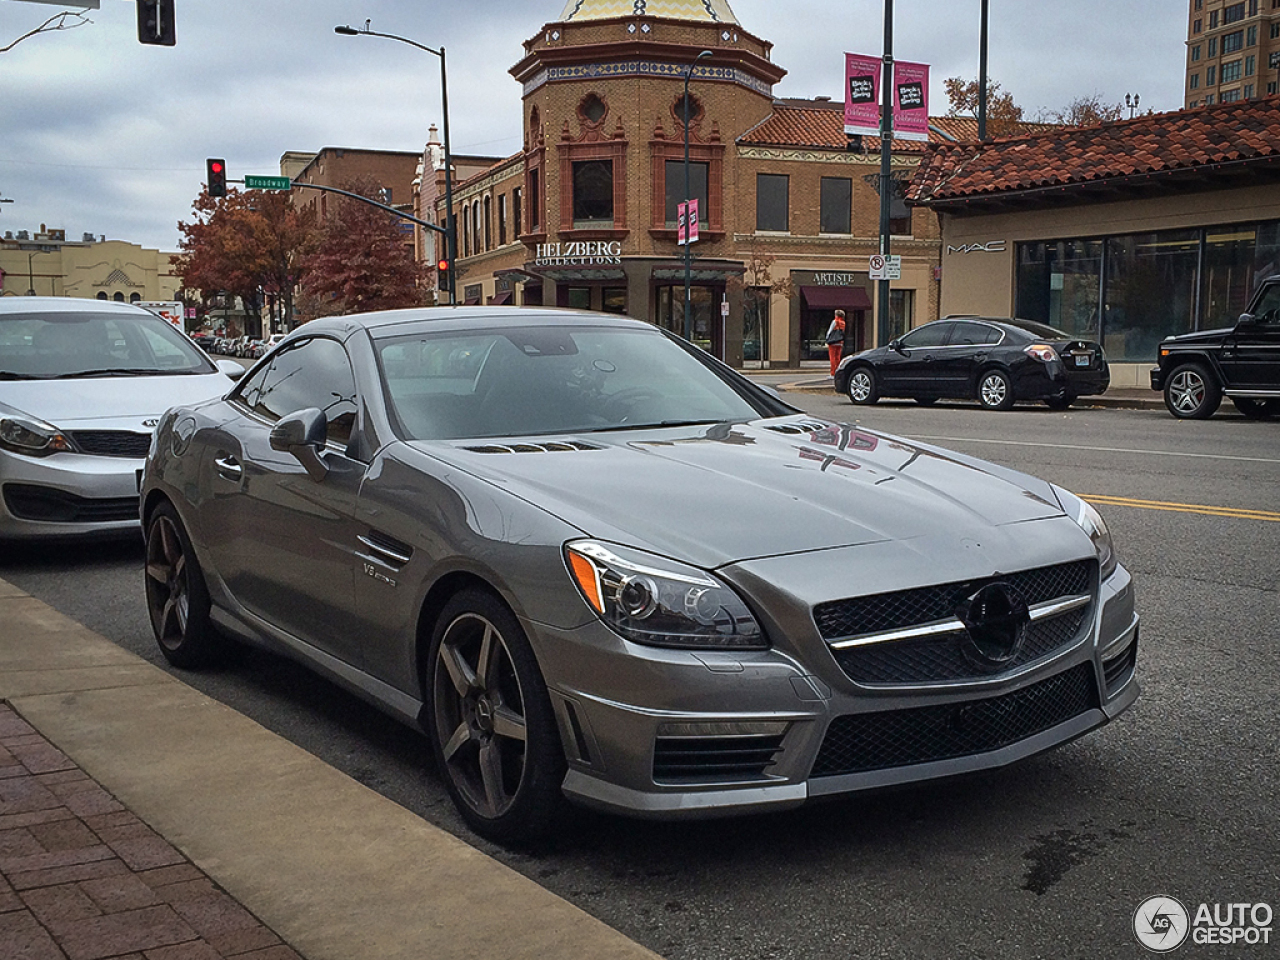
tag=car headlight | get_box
[1052,484,1117,579]
[0,415,74,457]
[565,540,766,649]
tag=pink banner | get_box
[845,54,930,142]
[894,60,930,142]
[844,53,881,138]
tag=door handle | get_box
[214,455,242,481]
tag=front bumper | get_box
[0,449,144,539]
[533,563,1138,819]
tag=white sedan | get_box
[0,298,243,539]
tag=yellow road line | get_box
[1081,495,1280,523]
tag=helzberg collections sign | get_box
[535,241,623,267]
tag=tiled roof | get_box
[736,102,1051,155]
[910,97,1280,208]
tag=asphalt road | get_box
[3,394,1278,960]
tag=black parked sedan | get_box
[835,317,1110,410]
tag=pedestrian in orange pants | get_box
[826,309,846,376]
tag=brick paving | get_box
[0,703,304,960]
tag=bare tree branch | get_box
[1,10,92,54]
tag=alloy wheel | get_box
[432,613,529,820]
[145,513,191,653]
[1168,369,1207,415]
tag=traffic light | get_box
[206,159,227,198]
[137,0,176,46]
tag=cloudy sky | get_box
[0,0,1186,252]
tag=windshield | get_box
[377,325,773,440]
[0,310,214,380]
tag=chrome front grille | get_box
[816,560,1095,686]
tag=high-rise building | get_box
[1185,0,1280,107]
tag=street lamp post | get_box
[978,0,989,141]
[335,23,457,304]
[682,49,714,344]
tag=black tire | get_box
[144,501,225,668]
[846,366,879,405]
[914,396,940,406]
[426,588,567,844]
[977,369,1016,410]
[1163,363,1222,419]
[1231,397,1275,419]
[1045,394,1075,411]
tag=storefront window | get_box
[1104,231,1199,361]
[658,285,718,352]
[1015,240,1102,341]
[565,287,592,310]
[742,287,769,364]
[1202,225,1260,328]
[1017,221,1280,361]
[889,289,914,341]
[602,287,627,315]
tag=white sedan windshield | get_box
[0,311,213,380]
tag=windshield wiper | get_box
[0,372,40,380]
[55,368,183,379]
[584,419,724,433]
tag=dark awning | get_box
[488,291,513,305]
[801,285,872,311]
[462,296,481,306]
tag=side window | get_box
[236,338,359,446]
[900,323,952,349]
[951,321,1003,346]
[1251,284,1280,324]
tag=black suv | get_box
[1151,277,1280,419]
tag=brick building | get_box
[418,0,946,367]
[1185,0,1280,108]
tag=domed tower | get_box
[509,0,785,352]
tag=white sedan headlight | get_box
[565,540,766,649]
[0,414,73,457]
[1052,484,1117,579]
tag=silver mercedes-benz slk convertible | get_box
[141,307,1138,843]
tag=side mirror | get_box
[889,338,904,352]
[215,359,245,381]
[270,408,329,481]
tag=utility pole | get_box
[877,0,894,348]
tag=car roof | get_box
[0,297,157,317]
[940,315,1073,339]
[302,305,658,340]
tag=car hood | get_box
[0,372,233,429]
[1162,326,1234,347]
[418,417,1066,569]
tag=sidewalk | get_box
[0,577,660,960]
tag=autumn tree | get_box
[1037,94,1125,127]
[174,187,315,337]
[944,76,1027,138]
[296,178,428,318]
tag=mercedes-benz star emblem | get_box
[957,581,1030,668]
